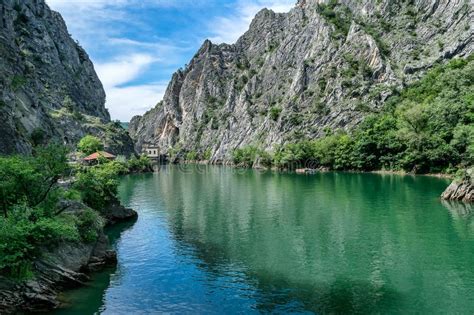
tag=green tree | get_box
[0,144,69,218]
[74,161,124,211]
[78,135,104,155]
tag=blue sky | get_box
[46,0,295,121]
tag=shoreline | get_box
[172,161,455,179]
[0,199,138,314]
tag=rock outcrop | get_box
[129,0,473,162]
[442,169,474,203]
[0,0,135,156]
[0,201,137,314]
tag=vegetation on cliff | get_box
[233,56,474,174]
[0,144,126,279]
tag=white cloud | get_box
[106,83,168,121]
[209,0,295,44]
[45,0,296,121]
[94,54,165,120]
[95,54,158,88]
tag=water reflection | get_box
[149,166,472,313]
[54,167,474,314]
[442,200,474,218]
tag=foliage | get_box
[232,146,271,168]
[186,151,198,161]
[0,144,69,218]
[74,161,124,211]
[203,149,212,161]
[232,146,259,167]
[11,75,27,91]
[0,145,107,278]
[0,204,79,278]
[237,57,474,174]
[317,0,352,38]
[77,135,103,155]
[127,155,152,172]
[269,106,282,121]
[76,207,104,243]
[30,128,46,147]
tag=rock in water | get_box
[0,0,135,156]
[442,170,474,203]
[129,0,473,162]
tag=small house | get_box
[83,151,116,165]
[143,145,160,158]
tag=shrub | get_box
[74,161,123,211]
[269,106,282,121]
[203,149,212,160]
[186,151,198,161]
[232,146,259,167]
[127,155,152,172]
[30,128,46,147]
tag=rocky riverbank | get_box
[441,170,474,203]
[0,199,137,314]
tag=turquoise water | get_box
[53,166,474,314]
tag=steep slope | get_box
[0,0,134,155]
[130,0,473,163]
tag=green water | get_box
[53,165,474,314]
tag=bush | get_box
[269,106,282,121]
[203,149,212,161]
[232,146,259,167]
[76,208,104,243]
[186,151,198,161]
[77,135,103,155]
[30,128,46,147]
[0,145,99,278]
[127,155,152,172]
[11,75,27,90]
[74,161,124,211]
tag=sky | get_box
[46,0,296,122]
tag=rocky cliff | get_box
[0,198,137,313]
[130,0,473,162]
[0,0,134,156]
[442,169,474,203]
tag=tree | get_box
[0,144,69,218]
[78,135,104,155]
[74,161,124,211]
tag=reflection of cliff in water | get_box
[51,220,136,315]
[442,200,474,218]
[150,166,465,313]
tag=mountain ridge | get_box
[0,0,134,156]
[129,0,473,162]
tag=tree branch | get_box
[32,175,59,208]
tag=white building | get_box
[143,145,160,158]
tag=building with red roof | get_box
[83,151,116,164]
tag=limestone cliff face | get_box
[442,169,474,203]
[130,0,473,162]
[0,0,134,156]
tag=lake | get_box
[53,165,474,314]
